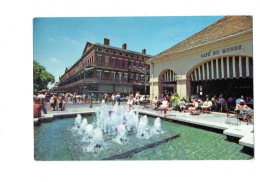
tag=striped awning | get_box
[162,70,176,82]
[190,56,253,81]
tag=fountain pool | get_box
[34,102,253,160]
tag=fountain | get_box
[71,100,164,153]
[150,117,163,134]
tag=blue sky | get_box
[33,16,224,88]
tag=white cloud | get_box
[50,57,59,63]
[61,36,78,45]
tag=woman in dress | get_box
[160,97,169,117]
[127,92,134,111]
[188,99,199,115]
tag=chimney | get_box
[142,49,146,54]
[104,38,110,46]
[122,43,127,50]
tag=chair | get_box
[225,106,240,125]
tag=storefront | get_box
[147,16,253,101]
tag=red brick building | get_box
[56,38,151,95]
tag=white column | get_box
[216,59,219,79]
[194,69,197,81]
[246,57,249,77]
[167,70,169,82]
[233,56,236,78]
[221,57,224,79]
[227,57,230,78]
[191,73,194,81]
[207,62,209,80]
[202,64,205,80]
[239,56,242,78]
[169,70,172,82]
[211,60,214,79]
[198,66,201,81]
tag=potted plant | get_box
[170,93,179,110]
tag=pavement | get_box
[35,101,254,149]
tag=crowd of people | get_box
[33,89,253,124]
[150,90,253,122]
[33,92,68,118]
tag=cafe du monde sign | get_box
[201,44,242,58]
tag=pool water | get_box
[34,116,253,160]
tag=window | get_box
[141,62,144,67]
[118,73,122,81]
[97,55,102,66]
[130,61,134,67]
[124,60,128,69]
[112,72,116,80]
[118,59,122,68]
[136,74,139,81]
[105,56,109,66]
[137,56,140,59]
[124,73,128,81]
[106,49,109,53]
[97,48,102,51]
[119,52,122,55]
[141,57,144,60]
[104,71,109,79]
[130,74,134,80]
[112,58,116,67]
[136,61,139,67]
[125,53,129,57]
[113,50,116,54]
[97,71,102,79]
[131,55,134,58]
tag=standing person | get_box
[111,94,115,106]
[104,92,109,103]
[127,92,134,111]
[53,94,58,111]
[33,98,42,118]
[49,95,55,112]
[41,97,47,114]
[135,91,140,105]
[116,93,121,105]
[218,94,226,112]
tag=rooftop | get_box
[149,16,253,62]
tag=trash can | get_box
[89,99,92,108]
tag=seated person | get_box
[236,100,252,123]
[178,98,186,112]
[188,99,199,115]
[201,98,212,113]
[159,97,169,117]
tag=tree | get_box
[33,60,55,94]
